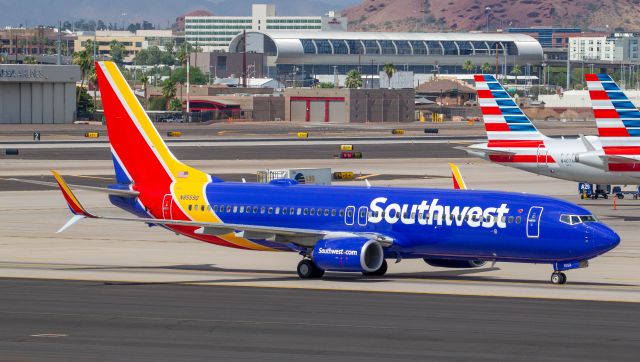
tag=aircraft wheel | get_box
[362,259,388,277]
[551,272,567,285]
[297,259,323,279]
[604,194,609,199]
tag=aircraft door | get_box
[536,145,549,168]
[357,206,369,226]
[162,194,173,219]
[526,206,543,238]
[345,206,355,226]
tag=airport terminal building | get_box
[228,31,544,79]
[0,65,80,124]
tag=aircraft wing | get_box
[454,146,516,157]
[8,177,139,197]
[49,171,394,248]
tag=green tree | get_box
[139,74,149,108]
[511,65,522,86]
[161,79,177,111]
[170,66,208,85]
[23,55,37,64]
[383,63,396,88]
[169,98,183,111]
[317,82,335,88]
[481,62,493,74]
[76,86,95,119]
[345,69,363,89]
[72,49,93,105]
[109,40,126,64]
[462,59,474,74]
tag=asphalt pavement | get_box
[0,278,637,362]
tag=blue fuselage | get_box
[166,181,619,264]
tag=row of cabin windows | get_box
[188,204,346,217]
[186,204,522,224]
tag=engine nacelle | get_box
[575,151,605,169]
[423,258,486,269]
[312,237,384,273]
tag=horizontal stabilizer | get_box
[8,178,139,197]
[455,146,516,157]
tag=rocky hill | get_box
[343,0,640,32]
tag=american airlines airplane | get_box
[465,74,640,193]
[31,62,621,285]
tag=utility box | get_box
[257,168,332,185]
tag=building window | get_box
[441,41,459,55]
[395,41,412,55]
[331,40,349,54]
[345,40,364,54]
[379,40,396,55]
[471,41,490,55]
[425,41,443,55]
[363,40,380,55]
[314,39,332,54]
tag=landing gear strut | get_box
[362,259,388,277]
[297,259,324,279]
[551,271,567,285]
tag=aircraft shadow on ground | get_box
[74,264,634,288]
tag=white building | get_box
[185,4,347,52]
[569,34,639,62]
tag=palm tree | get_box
[345,69,363,89]
[162,79,177,111]
[383,63,396,89]
[72,50,93,105]
[462,59,474,74]
[481,62,493,74]
[511,65,522,87]
[139,74,149,109]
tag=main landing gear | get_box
[550,271,567,285]
[297,259,324,279]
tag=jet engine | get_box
[312,237,384,273]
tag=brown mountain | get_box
[343,0,640,32]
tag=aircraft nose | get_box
[593,224,620,254]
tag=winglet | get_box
[449,163,467,190]
[51,170,96,218]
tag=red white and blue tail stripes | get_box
[474,75,545,148]
[586,74,640,160]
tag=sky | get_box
[0,0,361,28]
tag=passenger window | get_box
[317,208,322,216]
[508,216,514,224]
[339,210,345,217]
[297,208,302,215]
[324,209,329,216]
[188,205,192,211]
[219,204,224,211]
[268,207,273,214]
[201,205,205,212]
[226,206,232,213]
[515,216,521,224]
[303,208,309,215]
[253,206,258,213]
[289,207,295,215]
[261,207,266,214]
[347,209,354,217]
[207,205,211,211]
[360,209,366,218]
[240,206,245,213]
[275,207,280,215]
[233,206,237,213]
[331,209,336,216]
[310,209,316,216]
[213,205,218,212]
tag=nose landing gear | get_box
[551,271,567,285]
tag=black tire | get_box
[297,259,323,279]
[604,194,608,199]
[362,259,388,277]
[551,272,567,285]
[619,194,625,199]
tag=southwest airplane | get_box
[465,74,640,189]
[38,62,621,285]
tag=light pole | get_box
[485,6,492,32]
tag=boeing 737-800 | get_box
[34,62,621,285]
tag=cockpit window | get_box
[560,214,598,225]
